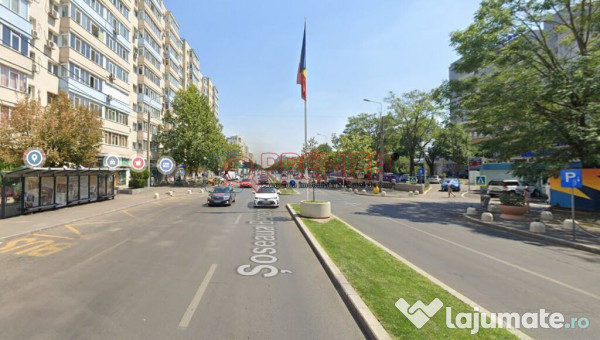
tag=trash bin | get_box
[481,194,491,210]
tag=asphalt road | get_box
[0,189,365,340]
[302,186,600,339]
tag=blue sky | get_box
[164,0,481,158]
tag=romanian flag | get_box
[297,23,307,100]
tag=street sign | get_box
[475,175,487,186]
[157,156,175,175]
[418,168,425,176]
[23,148,45,168]
[104,155,120,169]
[561,169,582,188]
[409,176,418,184]
[131,156,146,171]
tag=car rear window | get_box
[504,181,519,186]
[488,180,503,186]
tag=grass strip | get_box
[278,188,298,195]
[290,204,516,339]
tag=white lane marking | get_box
[178,263,218,329]
[234,214,242,225]
[383,217,600,301]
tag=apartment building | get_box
[0,0,218,186]
[227,135,249,158]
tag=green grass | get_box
[278,188,298,195]
[290,204,516,340]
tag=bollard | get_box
[413,191,419,196]
[199,189,204,194]
[361,189,366,194]
[530,221,546,233]
[466,207,477,215]
[540,211,553,221]
[563,219,577,229]
[408,191,414,197]
[353,189,358,194]
[481,212,494,222]
[154,193,160,199]
[187,189,192,194]
[168,190,174,197]
[381,191,386,197]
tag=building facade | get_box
[0,0,218,186]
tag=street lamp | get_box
[363,99,384,187]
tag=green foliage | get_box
[446,0,600,171]
[158,86,227,176]
[427,122,471,174]
[0,92,102,168]
[129,170,150,188]
[499,193,525,206]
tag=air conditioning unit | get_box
[47,40,56,49]
[32,64,39,72]
[32,30,39,40]
[108,73,115,82]
[133,52,138,59]
[49,8,59,19]
[107,95,113,102]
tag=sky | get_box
[164,0,482,159]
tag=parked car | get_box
[383,173,400,183]
[258,174,269,185]
[207,186,236,206]
[441,178,461,191]
[253,186,280,208]
[487,179,538,197]
[427,175,442,184]
[240,178,253,188]
[399,174,410,183]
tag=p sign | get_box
[157,156,175,175]
[561,169,582,188]
[131,156,146,171]
[23,148,46,168]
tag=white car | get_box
[253,186,280,208]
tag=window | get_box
[10,31,20,51]
[0,105,11,123]
[91,23,99,38]
[0,65,27,91]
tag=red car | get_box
[280,174,288,185]
[240,178,253,188]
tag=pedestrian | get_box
[448,181,456,197]
[523,187,531,212]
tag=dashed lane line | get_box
[178,264,218,329]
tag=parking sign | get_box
[561,169,582,188]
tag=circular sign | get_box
[104,155,120,169]
[23,148,46,168]
[130,156,146,171]
[157,156,175,175]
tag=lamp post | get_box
[363,99,384,187]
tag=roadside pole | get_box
[571,186,576,241]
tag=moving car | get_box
[280,174,288,185]
[427,175,442,184]
[207,186,236,206]
[253,186,280,208]
[240,178,252,188]
[258,174,269,185]
[441,178,460,191]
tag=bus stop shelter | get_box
[1,167,116,219]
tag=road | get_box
[0,189,365,340]
[307,186,600,339]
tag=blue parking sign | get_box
[561,170,582,188]
[418,168,424,176]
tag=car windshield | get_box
[213,187,230,193]
[257,187,276,193]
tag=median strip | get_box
[288,204,518,339]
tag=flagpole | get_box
[305,95,308,201]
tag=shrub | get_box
[129,170,150,188]
[499,193,524,206]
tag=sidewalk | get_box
[464,202,600,255]
[0,187,208,241]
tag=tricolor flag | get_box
[297,23,307,100]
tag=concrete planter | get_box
[300,200,331,219]
[498,205,528,220]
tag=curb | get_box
[286,204,392,340]
[0,191,205,241]
[463,214,600,255]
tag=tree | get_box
[386,90,441,176]
[429,122,472,175]
[42,92,102,166]
[158,86,225,178]
[445,0,600,175]
[331,131,375,176]
[0,92,102,168]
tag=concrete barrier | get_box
[408,191,414,197]
[167,190,174,196]
[353,189,358,194]
[482,212,494,222]
[530,221,546,233]
[381,191,386,197]
[563,219,577,229]
[361,189,367,194]
[154,193,160,199]
[466,207,477,215]
[199,189,204,194]
[540,211,553,221]
[187,189,192,194]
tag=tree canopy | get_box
[444,0,600,175]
